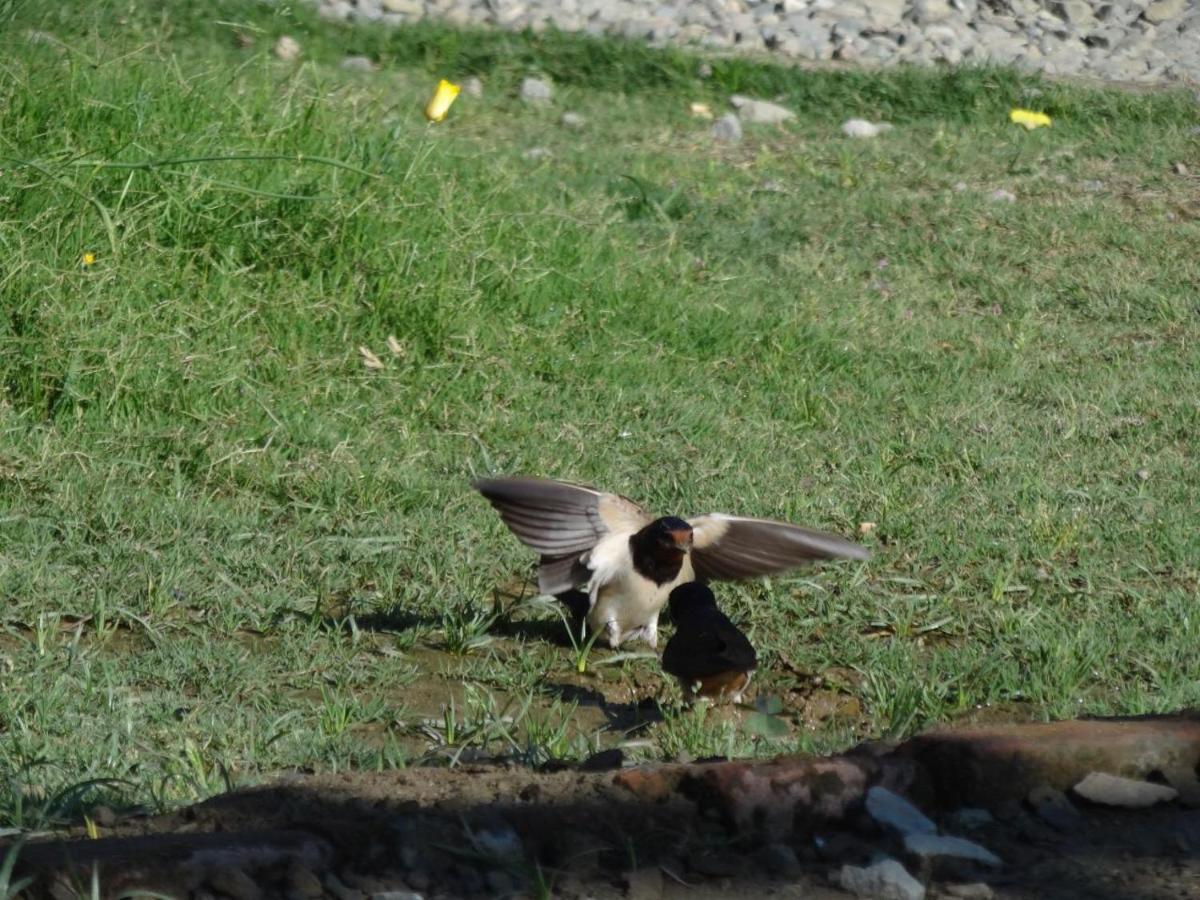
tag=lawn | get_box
[2,0,1198,833]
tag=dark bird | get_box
[473,476,868,649]
[662,582,757,704]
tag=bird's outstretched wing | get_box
[688,513,868,583]
[473,476,652,593]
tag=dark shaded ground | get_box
[9,714,1200,900]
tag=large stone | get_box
[903,833,1003,866]
[839,857,925,900]
[1144,0,1186,24]
[710,113,743,143]
[866,786,937,836]
[519,76,553,103]
[1028,785,1081,832]
[730,95,795,124]
[780,19,835,60]
[864,0,906,29]
[1073,772,1180,808]
[912,0,957,25]
[1051,0,1095,25]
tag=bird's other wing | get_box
[473,476,652,557]
[536,553,594,596]
[688,513,869,583]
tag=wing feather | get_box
[473,476,651,557]
[688,513,868,582]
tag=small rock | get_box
[483,871,514,895]
[730,95,795,124]
[1073,772,1178,808]
[912,0,956,25]
[324,873,366,900]
[711,113,743,143]
[1136,468,1151,481]
[1081,179,1105,192]
[839,857,925,900]
[689,853,742,877]
[988,189,1017,203]
[273,35,301,62]
[522,147,552,161]
[560,111,586,129]
[622,867,663,899]
[756,843,803,878]
[382,0,422,12]
[369,893,423,900]
[698,62,713,78]
[1028,785,1081,832]
[475,822,522,859]
[286,864,324,900]
[947,808,993,831]
[759,179,787,193]
[842,118,893,138]
[903,833,1002,867]
[945,884,994,900]
[579,748,623,771]
[866,786,937,837]
[89,805,117,827]
[340,56,377,73]
[463,76,483,98]
[208,868,263,900]
[405,871,430,893]
[520,77,553,103]
[1172,161,1189,175]
[953,181,969,192]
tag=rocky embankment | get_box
[311,0,1200,85]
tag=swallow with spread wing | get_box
[662,582,756,704]
[473,476,868,649]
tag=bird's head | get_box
[667,580,717,620]
[648,516,694,553]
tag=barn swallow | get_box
[661,582,757,704]
[473,476,868,649]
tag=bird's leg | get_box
[604,619,622,649]
[642,613,659,649]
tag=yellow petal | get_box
[82,252,96,266]
[689,102,713,120]
[424,79,461,123]
[1009,108,1052,130]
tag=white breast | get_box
[584,539,694,647]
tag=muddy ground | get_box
[9,715,1200,900]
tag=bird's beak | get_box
[670,529,694,551]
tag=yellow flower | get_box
[424,79,461,123]
[81,252,96,266]
[1009,108,1052,130]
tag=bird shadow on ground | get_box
[543,681,664,735]
[319,609,442,635]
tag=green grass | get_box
[2,0,1199,831]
